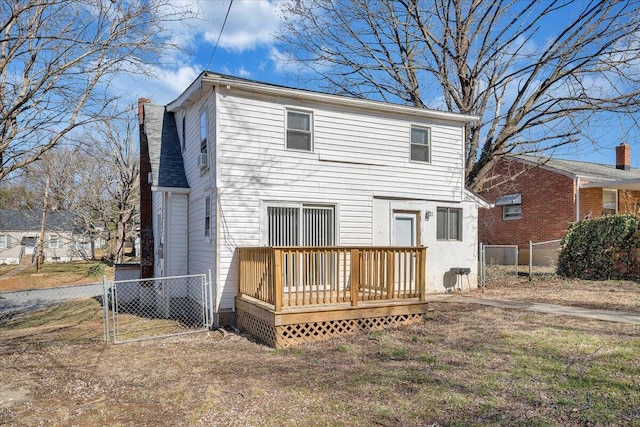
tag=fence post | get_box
[102,274,110,343]
[529,240,533,281]
[479,243,484,288]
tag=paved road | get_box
[0,283,104,319]
[431,295,640,325]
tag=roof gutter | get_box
[168,72,480,123]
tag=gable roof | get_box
[0,209,78,232]
[514,155,640,182]
[167,72,479,124]
[143,104,189,191]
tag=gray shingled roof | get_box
[144,104,189,189]
[0,209,79,232]
[516,155,640,182]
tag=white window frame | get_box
[603,189,617,215]
[0,234,8,248]
[286,109,313,152]
[181,115,186,151]
[436,207,462,241]
[47,234,60,249]
[265,202,336,246]
[503,204,522,220]
[410,125,431,163]
[200,110,208,155]
[204,195,212,239]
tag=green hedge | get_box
[557,214,640,280]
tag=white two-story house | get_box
[139,72,485,342]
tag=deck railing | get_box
[238,246,426,311]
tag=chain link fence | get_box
[480,240,562,286]
[109,274,211,344]
[1,274,213,345]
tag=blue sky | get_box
[125,0,638,168]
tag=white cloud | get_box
[198,0,282,52]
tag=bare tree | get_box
[23,112,140,264]
[277,0,640,190]
[0,0,192,182]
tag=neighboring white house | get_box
[140,72,486,323]
[0,209,92,264]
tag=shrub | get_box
[87,263,106,278]
[557,214,640,280]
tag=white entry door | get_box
[393,212,418,246]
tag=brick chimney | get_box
[616,143,631,171]
[138,98,154,279]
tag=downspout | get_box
[575,177,581,222]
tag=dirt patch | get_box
[1,280,639,426]
[0,261,114,292]
[475,276,640,313]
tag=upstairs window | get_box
[437,207,462,241]
[267,204,334,246]
[0,234,9,248]
[286,110,312,151]
[603,189,617,215]
[200,110,207,155]
[181,116,186,151]
[410,126,431,163]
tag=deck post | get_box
[418,247,427,301]
[386,249,395,299]
[237,248,243,298]
[350,249,360,307]
[273,248,283,312]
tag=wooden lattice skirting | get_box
[235,298,428,348]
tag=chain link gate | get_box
[106,273,212,344]
[527,239,562,278]
[480,244,519,288]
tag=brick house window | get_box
[602,189,617,215]
[496,193,522,220]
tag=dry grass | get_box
[0,261,114,292]
[1,279,639,426]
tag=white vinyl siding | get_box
[186,87,469,309]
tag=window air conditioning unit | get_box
[197,152,208,169]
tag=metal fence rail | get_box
[110,274,211,344]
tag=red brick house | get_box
[479,143,640,248]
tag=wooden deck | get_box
[236,246,429,348]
